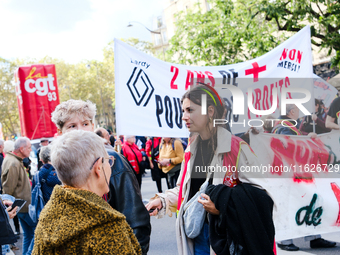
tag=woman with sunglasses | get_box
[32,130,141,255]
[146,84,275,255]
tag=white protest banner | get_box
[313,74,338,107]
[115,26,314,137]
[250,131,340,240]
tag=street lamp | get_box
[127,21,165,60]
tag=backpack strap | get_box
[151,138,160,160]
[34,172,40,186]
[130,146,140,165]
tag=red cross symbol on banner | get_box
[245,62,266,82]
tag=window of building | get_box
[157,16,163,28]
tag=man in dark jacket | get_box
[51,99,151,254]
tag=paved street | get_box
[141,170,178,255]
[9,170,340,254]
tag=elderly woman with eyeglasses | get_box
[32,130,141,255]
[51,99,151,255]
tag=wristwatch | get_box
[169,158,172,164]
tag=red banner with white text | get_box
[15,64,60,139]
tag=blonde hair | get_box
[51,99,96,130]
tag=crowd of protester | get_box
[1,86,340,255]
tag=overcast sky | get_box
[0,0,164,63]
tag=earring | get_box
[209,117,212,123]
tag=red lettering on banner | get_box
[204,71,215,87]
[270,136,329,182]
[273,81,279,103]
[271,136,296,169]
[263,85,269,110]
[285,77,292,98]
[185,70,215,89]
[295,140,310,163]
[247,92,252,119]
[254,88,261,117]
[247,78,287,117]
[297,51,303,64]
[278,79,284,92]
[194,71,205,84]
[308,139,329,166]
[279,48,303,63]
[170,66,179,89]
[289,49,296,61]
[270,83,275,108]
[280,49,288,61]
[185,70,194,90]
[330,182,340,225]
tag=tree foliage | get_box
[0,37,150,138]
[168,0,340,67]
[0,58,20,136]
[121,37,156,55]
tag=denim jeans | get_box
[194,223,210,255]
[17,213,36,255]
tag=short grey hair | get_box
[285,104,296,116]
[14,137,30,151]
[3,141,14,153]
[0,139,4,146]
[50,130,107,187]
[51,99,96,130]
[39,146,51,164]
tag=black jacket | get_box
[206,183,275,255]
[0,198,17,246]
[107,149,151,255]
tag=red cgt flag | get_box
[15,64,60,140]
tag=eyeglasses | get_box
[89,156,114,170]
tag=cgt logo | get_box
[24,67,57,99]
[127,67,154,107]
